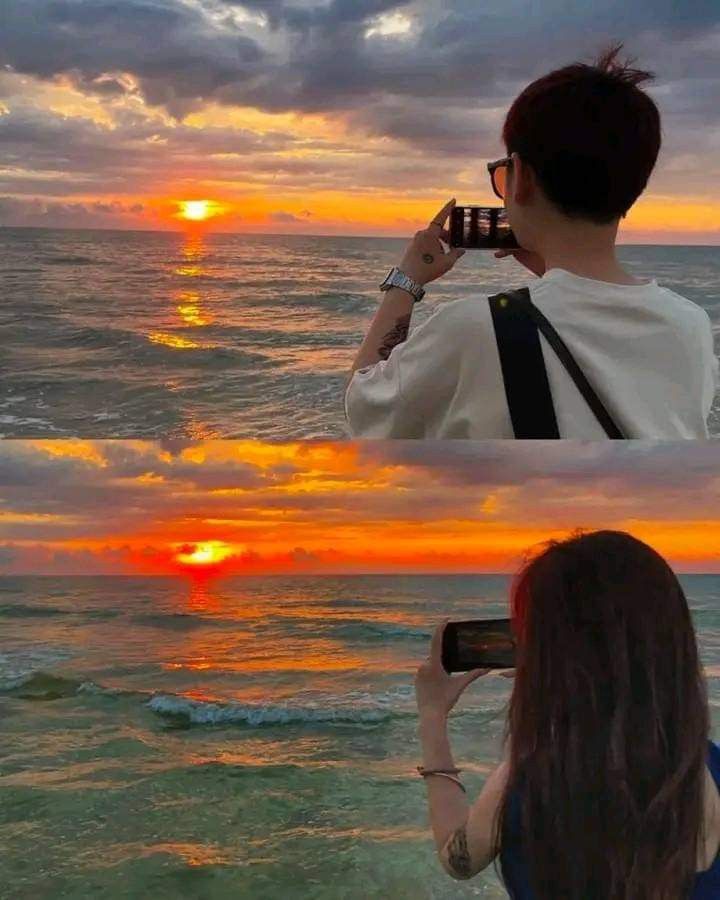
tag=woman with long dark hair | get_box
[415,530,720,899]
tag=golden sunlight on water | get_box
[172,233,207,278]
[147,332,211,349]
[144,232,217,351]
[176,290,214,327]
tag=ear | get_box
[510,151,535,206]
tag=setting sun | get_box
[179,200,214,222]
[175,541,235,566]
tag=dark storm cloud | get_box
[1,0,266,119]
[1,0,718,124]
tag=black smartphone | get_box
[449,205,519,250]
[441,618,516,673]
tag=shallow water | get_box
[1,574,719,898]
[1,229,718,439]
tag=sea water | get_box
[1,573,719,899]
[1,229,718,439]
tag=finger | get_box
[494,249,512,258]
[440,246,465,271]
[497,668,516,679]
[459,667,490,690]
[430,620,448,667]
[429,198,456,230]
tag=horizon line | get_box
[1,570,717,578]
[1,223,719,248]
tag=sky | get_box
[0,0,719,241]
[1,440,720,575]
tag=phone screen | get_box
[441,618,516,673]
[449,206,519,250]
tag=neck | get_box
[534,218,643,285]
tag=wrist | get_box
[418,708,449,730]
[381,266,426,302]
[399,264,427,286]
[383,284,417,304]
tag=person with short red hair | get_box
[347,45,718,440]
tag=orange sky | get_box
[1,440,719,575]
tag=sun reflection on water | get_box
[177,290,213,327]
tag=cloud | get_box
[0,1,719,230]
[0,440,719,574]
[0,195,146,227]
[1,0,266,119]
[269,210,309,222]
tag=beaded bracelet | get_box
[417,766,466,793]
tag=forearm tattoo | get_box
[378,314,411,360]
[446,825,472,879]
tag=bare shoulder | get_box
[699,765,720,872]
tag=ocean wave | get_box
[0,670,83,699]
[0,669,137,701]
[130,612,240,631]
[0,602,69,618]
[44,254,97,265]
[39,323,272,370]
[329,620,430,642]
[147,693,405,728]
[0,646,75,690]
[281,291,373,313]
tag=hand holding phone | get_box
[415,621,492,719]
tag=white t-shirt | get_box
[345,268,719,439]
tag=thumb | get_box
[445,247,466,269]
[459,667,490,690]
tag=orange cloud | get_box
[1,440,720,575]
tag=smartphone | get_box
[449,205,519,250]
[441,618,516,673]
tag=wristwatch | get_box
[379,266,426,303]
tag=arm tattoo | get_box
[446,825,473,879]
[378,314,411,360]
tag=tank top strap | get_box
[707,741,720,789]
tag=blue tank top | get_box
[500,741,720,899]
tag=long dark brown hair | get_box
[497,530,709,900]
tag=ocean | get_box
[1,228,718,440]
[1,573,719,899]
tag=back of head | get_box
[503,45,661,224]
[500,530,709,900]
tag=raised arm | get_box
[415,622,506,881]
[349,199,465,376]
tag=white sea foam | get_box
[147,693,402,727]
[0,646,74,689]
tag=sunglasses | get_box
[487,156,512,201]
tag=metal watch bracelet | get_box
[379,266,426,303]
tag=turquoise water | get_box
[1,229,718,439]
[2,573,720,899]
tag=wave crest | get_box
[147,693,402,728]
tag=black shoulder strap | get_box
[492,288,626,439]
[489,290,560,438]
